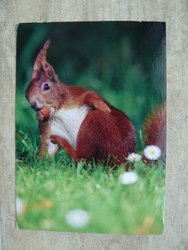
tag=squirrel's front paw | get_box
[95,100,111,113]
[50,135,60,144]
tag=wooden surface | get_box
[0,0,188,249]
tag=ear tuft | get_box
[32,39,51,80]
[42,40,51,60]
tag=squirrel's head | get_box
[25,40,65,112]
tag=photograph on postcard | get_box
[16,22,166,234]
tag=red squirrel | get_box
[25,40,165,165]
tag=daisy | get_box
[127,153,142,162]
[144,145,161,160]
[16,197,25,215]
[119,171,138,185]
[95,183,101,189]
[65,209,90,228]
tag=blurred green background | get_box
[16,21,166,149]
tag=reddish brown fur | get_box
[51,104,135,165]
[32,40,50,80]
[26,40,136,166]
[38,121,51,157]
[144,103,166,155]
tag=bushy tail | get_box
[144,103,166,157]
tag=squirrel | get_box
[25,40,165,166]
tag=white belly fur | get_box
[49,105,90,150]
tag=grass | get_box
[16,130,165,234]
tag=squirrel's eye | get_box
[43,83,50,91]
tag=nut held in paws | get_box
[37,106,52,122]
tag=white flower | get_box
[119,171,138,185]
[65,209,90,228]
[127,153,141,162]
[144,145,161,160]
[95,183,101,189]
[16,197,25,215]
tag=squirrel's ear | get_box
[32,39,51,80]
[42,62,59,83]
